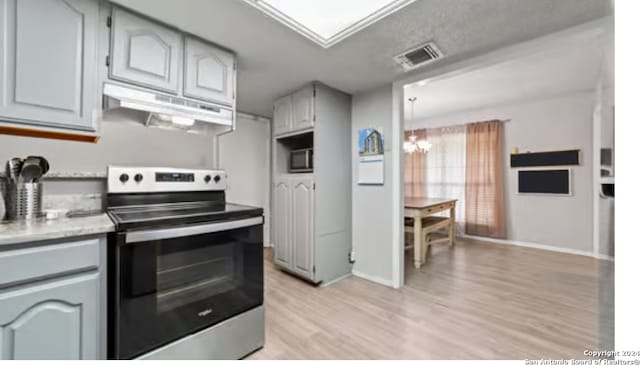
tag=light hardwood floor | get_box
[248,239,613,360]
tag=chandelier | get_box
[403,97,432,154]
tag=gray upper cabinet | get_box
[0,0,99,132]
[292,86,314,131]
[0,272,99,360]
[109,7,182,94]
[183,36,235,106]
[273,85,314,136]
[273,96,292,136]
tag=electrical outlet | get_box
[349,251,356,263]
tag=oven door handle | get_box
[125,216,263,243]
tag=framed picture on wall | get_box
[358,127,384,185]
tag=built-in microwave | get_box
[290,148,313,172]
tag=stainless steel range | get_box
[106,166,264,360]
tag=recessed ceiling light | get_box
[244,0,415,48]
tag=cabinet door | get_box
[183,36,235,106]
[273,179,291,268]
[291,86,314,132]
[273,96,292,136]
[0,273,99,360]
[291,177,314,279]
[109,7,181,94]
[0,0,99,132]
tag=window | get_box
[424,126,466,232]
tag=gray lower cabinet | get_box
[183,36,235,106]
[109,7,182,94]
[0,0,99,132]
[291,177,314,278]
[0,273,99,360]
[273,175,315,281]
[0,236,105,360]
[273,178,292,268]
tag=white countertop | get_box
[0,214,115,246]
[0,171,107,180]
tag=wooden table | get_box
[404,197,457,269]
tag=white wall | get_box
[1,110,274,246]
[0,111,215,174]
[596,85,614,258]
[217,115,271,246]
[351,85,395,286]
[407,91,595,254]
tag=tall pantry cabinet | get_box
[271,82,352,285]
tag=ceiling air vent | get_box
[394,41,443,71]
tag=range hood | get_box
[103,83,234,135]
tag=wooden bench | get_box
[404,216,454,263]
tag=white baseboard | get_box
[352,270,395,288]
[320,272,352,287]
[461,234,614,261]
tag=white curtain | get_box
[424,126,467,233]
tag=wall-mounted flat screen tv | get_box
[517,169,571,195]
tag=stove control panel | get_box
[155,172,194,182]
[108,166,226,193]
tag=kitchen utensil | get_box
[20,156,42,183]
[25,156,49,181]
[5,182,43,220]
[39,156,50,176]
[4,161,10,182]
[6,158,23,182]
[0,181,6,221]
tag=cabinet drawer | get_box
[0,238,99,288]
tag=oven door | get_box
[110,216,263,359]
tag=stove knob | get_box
[204,175,212,183]
[119,173,129,183]
[134,173,143,183]
[213,175,221,183]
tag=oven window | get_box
[156,241,237,312]
[115,223,263,359]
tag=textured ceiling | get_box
[404,32,610,121]
[112,0,611,117]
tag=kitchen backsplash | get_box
[43,193,104,212]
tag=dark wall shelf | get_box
[510,149,580,168]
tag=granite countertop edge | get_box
[0,171,107,180]
[0,214,115,247]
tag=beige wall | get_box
[407,91,595,254]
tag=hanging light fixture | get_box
[404,97,432,154]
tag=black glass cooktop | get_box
[108,202,263,230]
